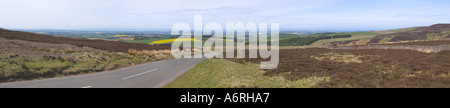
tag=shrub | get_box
[1,64,26,78]
[227,48,450,88]
[0,48,170,83]
[128,49,172,59]
[24,60,71,75]
[105,60,129,70]
[0,54,28,78]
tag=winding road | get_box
[0,57,206,88]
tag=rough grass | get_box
[0,29,170,53]
[374,27,421,34]
[164,59,329,88]
[0,52,153,82]
[370,24,450,43]
[358,37,373,45]
[426,31,450,40]
[226,48,450,88]
[122,38,173,44]
[310,27,421,46]
[385,40,450,46]
[309,31,378,46]
[0,38,173,83]
[128,49,173,60]
[312,52,368,63]
[310,35,375,46]
[379,36,395,43]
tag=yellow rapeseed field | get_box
[114,35,127,37]
[208,38,234,41]
[150,38,200,44]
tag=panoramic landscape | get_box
[2,24,450,88]
[1,0,450,88]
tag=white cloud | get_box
[0,0,449,30]
[127,15,137,18]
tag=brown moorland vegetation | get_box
[384,40,450,46]
[0,29,173,83]
[0,37,173,83]
[368,24,450,44]
[0,29,170,52]
[228,48,450,88]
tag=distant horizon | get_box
[1,0,450,30]
[3,22,446,32]
[3,23,439,32]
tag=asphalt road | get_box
[0,57,206,88]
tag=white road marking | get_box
[81,86,93,88]
[178,61,183,63]
[122,68,159,80]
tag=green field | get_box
[278,34,303,40]
[121,38,173,44]
[164,59,329,88]
[310,32,379,46]
[118,31,380,47]
[120,34,302,46]
[279,32,356,46]
[379,36,395,43]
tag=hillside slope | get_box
[0,29,170,52]
[368,24,450,44]
[0,29,172,83]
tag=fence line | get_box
[326,45,450,53]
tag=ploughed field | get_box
[228,48,450,88]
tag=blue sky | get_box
[0,0,449,31]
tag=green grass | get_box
[278,34,303,40]
[379,36,395,43]
[138,38,172,44]
[312,52,370,64]
[311,35,375,46]
[120,39,138,43]
[122,34,302,46]
[25,60,71,75]
[279,32,363,46]
[164,59,329,88]
[310,31,378,46]
[279,36,320,46]
[426,31,450,40]
[279,46,310,49]
[121,38,173,44]
[333,31,379,36]
[374,27,421,34]
[358,37,373,45]
[0,49,172,82]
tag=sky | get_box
[0,0,449,31]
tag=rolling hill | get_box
[0,29,172,83]
[368,24,450,44]
[0,29,170,52]
[277,24,450,47]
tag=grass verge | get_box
[164,59,329,88]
